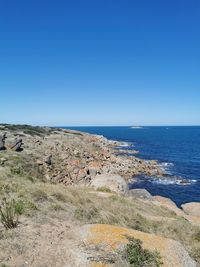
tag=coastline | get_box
[0,124,200,266]
[0,124,194,193]
[0,124,198,199]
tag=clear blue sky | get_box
[0,0,199,126]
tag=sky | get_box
[0,0,200,126]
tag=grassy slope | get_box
[0,168,200,265]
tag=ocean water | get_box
[63,126,200,206]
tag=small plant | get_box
[191,247,200,264]
[0,198,19,229]
[74,206,100,222]
[10,166,24,176]
[193,231,200,242]
[97,187,112,193]
[31,189,48,202]
[14,199,25,215]
[125,236,163,267]
[49,202,64,211]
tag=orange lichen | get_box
[90,263,110,267]
[86,224,189,267]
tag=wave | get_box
[160,162,174,167]
[152,178,197,185]
[134,174,197,186]
[118,141,133,147]
[149,175,197,186]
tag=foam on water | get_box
[119,142,132,147]
[151,176,197,185]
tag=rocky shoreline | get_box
[0,124,165,190]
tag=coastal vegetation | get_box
[125,237,163,266]
[0,125,199,266]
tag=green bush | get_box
[14,199,25,215]
[125,236,163,267]
[0,198,19,229]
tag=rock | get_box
[152,197,200,226]
[73,168,80,175]
[87,161,101,177]
[181,202,200,217]
[77,168,87,180]
[0,132,7,142]
[36,160,43,165]
[126,188,152,199]
[90,174,127,193]
[87,168,97,177]
[6,138,23,151]
[0,141,5,150]
[0,157,7,165]
[153,196,184,216]
[0,132,7,150]
[81,224,197,267]
[45,155,52,166]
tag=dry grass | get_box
[0,167,200,264]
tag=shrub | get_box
[125,236,163,267]
[0,198,19,229]
[14,199,25,215]
[74,206,101,221]
[193,231,200,242]
[97,187,112,193]
[191,245,200,264]
[31,189,48,202]
[49,202,64,211]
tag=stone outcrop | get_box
[0,133,6,150]
[153,196,184,216]
[0,125,165,187]
[90,174,127,193]
[81,224,197,267]
[181,202,200,217]
[0,133,23,151]
[9,138,23,151]
[153,196,200,226]
[126,188,153,199]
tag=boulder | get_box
[181,202,200,217]
[0,157,7,165]
[6,138,23,151]
[81,224,197,267]
[0,132,7,150]
[36,160,43,166]
[77,168,87,180]
[126,188,152,199]
[0,141,5,150]
[45,155,52,166]
[153,196,184,216]
[90,173,127,193]
[87,168,97,177]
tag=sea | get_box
[63,126,200,207]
